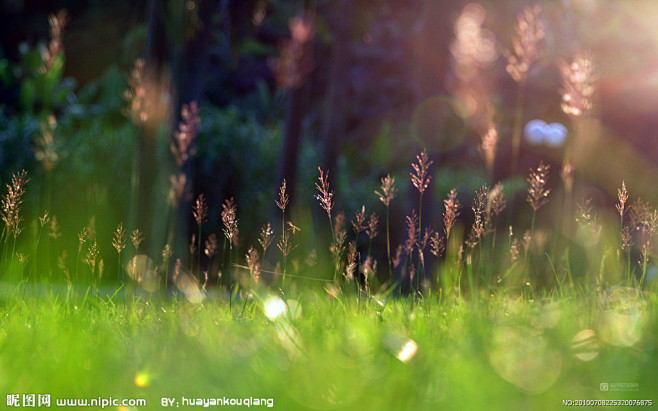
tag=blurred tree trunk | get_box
[320,0,353,199]
[170,0,220,261]
[139,0,219,260]
[272,3,315,225]
[274,84,307,216]
[137,0,169,254]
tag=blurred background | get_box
[1,0,657,283]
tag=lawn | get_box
[0,284,656,409]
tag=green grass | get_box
[1,286,656,410]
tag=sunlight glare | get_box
[571,329,599,361]
[264,296,287,321]
[396,339,418,363]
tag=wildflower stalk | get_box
[112,223,126,297]
[527,161,551,236]
[222,198,238,311]
[32,213,49,282]
[410,150,433,293]
[616,181,628,252]
[193,194,208,275]
[315,167,337,280]
[375,175,397,282]
[276,180,289,287]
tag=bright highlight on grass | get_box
[133,371,151,388]
[264,296,287,321]
[396,339,418,363]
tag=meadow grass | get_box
[0,284,655,410]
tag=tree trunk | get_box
[170,0,220,262]
[319,0,352,199]
[136,0,169,253]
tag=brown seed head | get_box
[112,223,126,254]
[277,222,298,257]
[410,149,433,195]
[259,222,274,253]
[366,212,379,241]
[430,232,446,258]
[246,246,261,282]
[527,161,551,212]
[162,244,173,261]
[275,179,289,212]
[375,174,397,207]
[84,240,99,273]
[404,210,419,255]
[131,229,144,251]
[125,58,147,124]
[39,211,50,228]
[1,170,29,239]
[49,215,61,239]
[40,10,68,73]
[467,185,489,249]
[193,193,208,227]
[205,233,218,259]
[352,205,367,236]
[189,233,197,256]
[560,51,595,117]
[269,13,315,89]
[221,197,239,247]
[344,241,357,282]
[443,189,461,240]
[171,102,201,167]
[505,5,545,83]
[481,123,498,172]
[315,167,334,217]
[616,181,628,218]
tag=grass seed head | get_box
[527,161,551,212]
[246,246,261,282]
[505,5,545,83]
[259,222,274,253]
[171,102,200,167]
[221,197,239,247]
[616,181,628,218]
[315,167,334,217]
[193,193,208,227]
[375,174,397,207]
[404,211,419,255]
[131,229,144,251]
[1,170,29,239]
[443,188,461,240]
[560,51,595,118]
[275,179,289,212]
[112,223,126,254]
[40,9,68,73]
[410,149,433,195]
[366,212,379,241]
[204,233,218,259]
[430,232,446,258]
[49,215,61,239]
[352,205,367,236]
[162,244,173,261]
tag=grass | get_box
[0,286,655,409]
